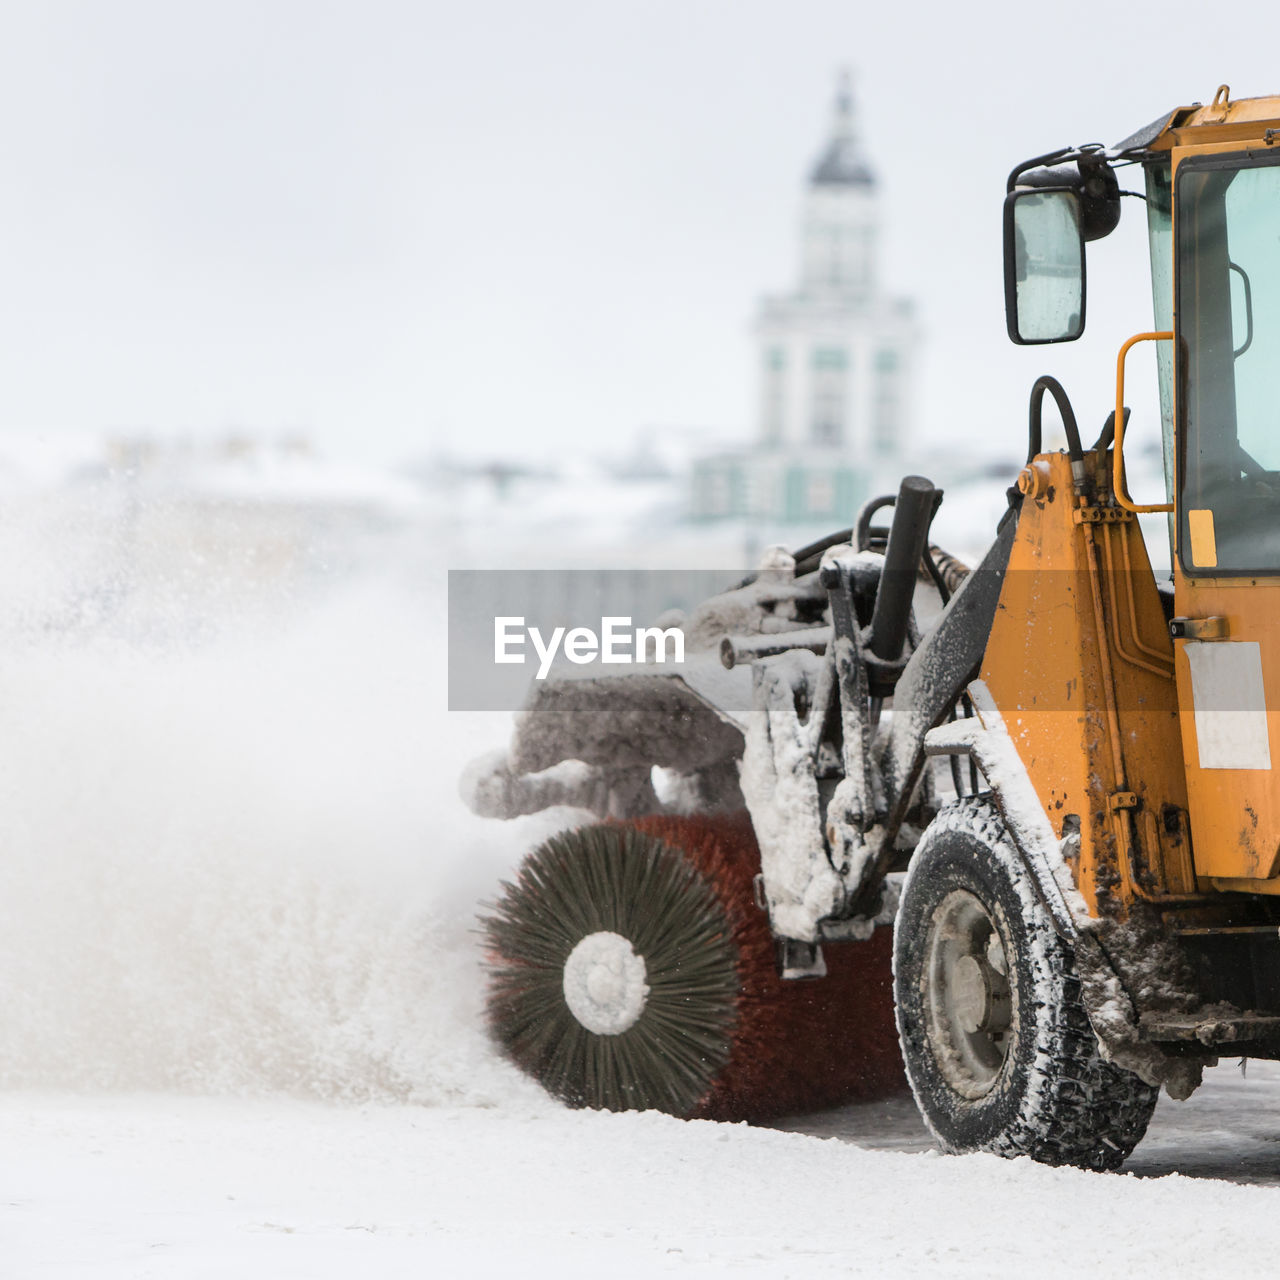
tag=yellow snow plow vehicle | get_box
[467,87,1280,1171]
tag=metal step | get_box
[1139,1011,1280,1046]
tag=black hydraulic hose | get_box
[791,527,854,577]
[778,495,965,586]
[731,524,856,588]
[921,545,952,606]
[962,691,979,795]
[1093,409,1116,453]
[929,544,970,595]
[1091,406,1130,454]
[1027,375,1085,467]
[855,495,897,552]
[948,735,965,796]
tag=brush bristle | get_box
[632,814,905,1121]
[482,813,904,1122]
[482,823,740,1115]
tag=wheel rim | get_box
[922,888,1015,1100]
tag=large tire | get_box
[893,796,1158,1171]
[482,814,904,1121]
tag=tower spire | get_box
[835,68,854,139]
[810,69,873,187]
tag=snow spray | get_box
[0,486,553,1106]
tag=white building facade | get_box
[694,74,917,526]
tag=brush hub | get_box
[562,931,650,1035]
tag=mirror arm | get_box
[1005,143,1115,193]
[1006,146,1077,193]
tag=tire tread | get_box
[895,796,1157,1172]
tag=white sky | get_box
[0,1,1274,465]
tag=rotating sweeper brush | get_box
[480,815,902,1121]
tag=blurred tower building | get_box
[693,72,917,525]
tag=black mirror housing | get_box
[1015,158,1121,241]
[1002,150,1122,344]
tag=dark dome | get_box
[810,139,875,187]
[809,73,875,188]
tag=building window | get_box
[874,395,897,453]
[695,462,743,519]
[763,382,785,445]
[812,392,843,445]
[806,472,835,515]
[762,347,787,445]
[811,347,848,445]
[827,226,844,286]
[874,350,900,454]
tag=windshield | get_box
[1177,153,1280,572]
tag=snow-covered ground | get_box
[7,1072,1280,1279]
[1,458,1276,1277]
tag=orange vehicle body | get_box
[987,89,1280,918]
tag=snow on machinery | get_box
[466,88,1280,1170]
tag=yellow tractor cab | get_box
[1005,88,1280,901]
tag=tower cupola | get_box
[809,71,875,188]
[801,71,879,296]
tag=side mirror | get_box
[1003,188,1086,345]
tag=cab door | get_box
[1173,146,1280,885]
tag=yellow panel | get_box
[981,452,1193,917]
[1188,509,1218,569]
[1174,575,1280,881]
